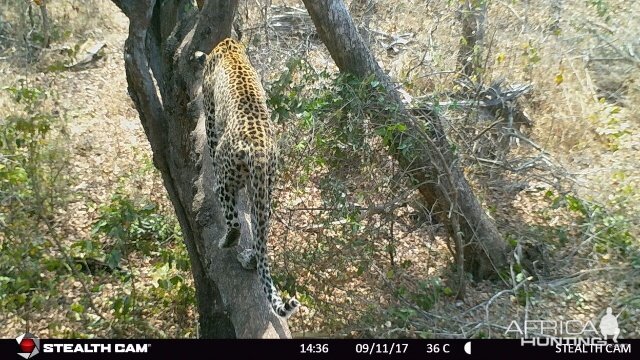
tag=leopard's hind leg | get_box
[214,147,242,249]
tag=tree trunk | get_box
[110,0,292,338]
[38,0,50,48]
[302,0,507,281]
[457,0,487,78]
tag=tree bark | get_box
[111,0,292,338]
[302,0,507,281]
[38,0,50,48]
[457,0,487,78]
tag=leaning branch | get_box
[302,0,508,283]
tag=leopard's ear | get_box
[194,51,207,68]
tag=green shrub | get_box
[0,82,68,316]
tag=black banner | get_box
[1,338,636,359]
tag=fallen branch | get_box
[65,41,107,70]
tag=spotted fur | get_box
[199,38,299,318]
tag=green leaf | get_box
[91,220,108,235]
[112,298,123,312]
[106,250,122,269]
[141,203,156,212]
[158,279,169,290]
[71,302,85,313]
[170,275,183,286]
[443,287,454,296]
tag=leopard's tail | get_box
[248,151,299,318]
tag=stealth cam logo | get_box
[16,332,40,359]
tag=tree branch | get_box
[121,0,167,171]
[188,0,239,56]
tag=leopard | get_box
[195,38,299,318]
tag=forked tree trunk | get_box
[111,0,291,338]
[302,0,507,281]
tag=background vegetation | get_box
[1,0,638,338]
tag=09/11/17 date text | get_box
[355,343,409,354]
